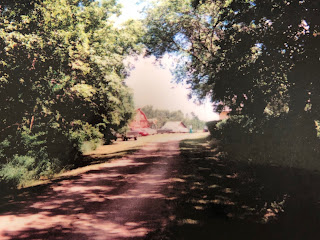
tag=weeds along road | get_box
[0,133,207,240]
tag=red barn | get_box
[129,109,150,129]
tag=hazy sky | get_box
[116,0,219,121]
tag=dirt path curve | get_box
[0,134,203,240]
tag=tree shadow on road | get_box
[1,138,319,239]
[0,142,180,239]
[147,137,320,240]
[76,148,140,167]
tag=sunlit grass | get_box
[23,133,208,189]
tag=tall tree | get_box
[144,0,319,118]
[0,0,143,187]
[144,0,320,168]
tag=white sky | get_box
[116,0,219,121]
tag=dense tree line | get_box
[0,0,143,188]
[144,0,320,170]
[141,105,205,130]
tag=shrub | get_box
[0,155,37,188]
[0,122,104,189]
[206,120,222,137]
[214,115,320,171]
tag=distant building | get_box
[129,108,150,129]
[219,111,229,120]
[219,106,231,120]
[161,121,189,133]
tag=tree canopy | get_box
[0,0,143,188]
[144,0,320,170]
[144,0,319,118]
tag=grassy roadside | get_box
[6,133,207,190]
[147,136,320,240]
[59,132,207,179]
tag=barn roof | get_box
[161,121,187,130]
[129,108,150,129]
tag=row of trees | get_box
[141,105,205,130]
[0,0,143,188]
[2,0,319,188]
[144,0,320,170]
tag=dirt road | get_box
[0,133,206,240]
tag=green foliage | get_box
[206,120,221,137]
[144,0,320,170]
[0,0,142,188]
[184,114,205,130]
[0,155,37,188]
[215,115,320,171]
[142,105,183,127]
[144,0,319,116]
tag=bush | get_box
[206,120,222,137]
[214,115,320,171]
[0,122,105,189]
[0,155,37,188]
